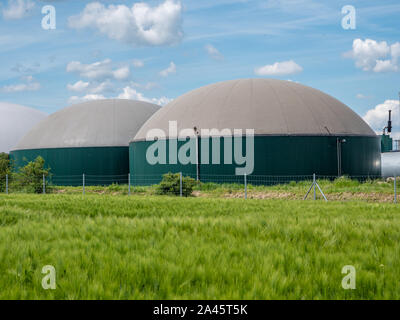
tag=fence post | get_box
[313,173,316,201]
[244,173,247,199]
[83,174,85,195]
[180,172,183,197]
[395,176,397,204]
[43,174,46,194]
[128,173,131,196]
[6,174,8,194]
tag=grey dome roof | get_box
[133,79,375,141]
[0,102,46,153]
[14,99,160,150]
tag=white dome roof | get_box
[13,99,160,150]
[133,79,375,141]
[0,102,46,153]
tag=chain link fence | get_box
[0,172,398,202]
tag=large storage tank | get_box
[130,79,381,184]
[0,102,46,153]
[11,99,160,185]
[382,152,400,177]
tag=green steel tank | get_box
[11,99,160,185]
[130,79,381,184]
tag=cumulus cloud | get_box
[346,39,400,72]
[2,0,35,20]
[11,62,40,74]
[1,76,40,93]
[67,80,90,92]
[67,80,115,95]
[205,44,224,61]
[90,81,114,94]
[68,94,106,105]
[254,60,303,76]
[66,59,130,81]
[131,81,159,91]
[69,85,171,106]
[363,100,400,132]
[133,59,145,68]
[68,0,183,47]
[118,86,171,106]
[159,62,176,77]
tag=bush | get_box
[14,156,51,193]
[0,153,10,192]
[156,173,196,197]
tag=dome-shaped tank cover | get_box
[0,102,46,153]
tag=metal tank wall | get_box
[10,147,129,186]
[382,152,400,177]
[129,135,382,185]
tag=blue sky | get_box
[0,0,400,136]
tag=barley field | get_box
[0,192,399,300]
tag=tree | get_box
[16,156,51,193]
[0,153,10,192]
[156,172,196,197]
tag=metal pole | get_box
[313,173,316,200]
[195,134,200,181]
[316,182,328,202]
[180,172,183,197]
[83,174,85,195]
[43,174,45,194]
[337,139,342,177]
[128,173,131,196]
[6,174,8,194]
[244,173,247,199]
[395,176,397,204]
[304,182,314,200]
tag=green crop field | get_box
[0,192,400,300]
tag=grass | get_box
[0,193,400,299]
[44,176,399,202]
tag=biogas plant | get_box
[6,78,399,185]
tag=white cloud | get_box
[67,80,90,92]
[205,44,224,61]
[153,96,172,106]
[113,66,130,80]
[131,81,159,90]
[66,59,130,81]
[254,60,303,76]
[67,80,114,95]
[373,59,398,72]
[159,62,176,77]
[68,0,183,47]
[356,93,367,99]
[90,80,114,94]
[117,86,171,106]
[363,100,399,132]
[133,59,145,68]
[2,0,35,20]
[69,85,172,106]
[68,94,106,105]
[346,39,400,72]
[1,76,40,93]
